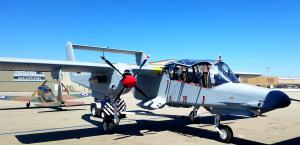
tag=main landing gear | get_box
[214,114,233,143]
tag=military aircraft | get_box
[0,79,90,110]
[0,42,291,143]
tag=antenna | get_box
[218,55,222,61]
[265,66,271,76]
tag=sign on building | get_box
[13,71,45,82]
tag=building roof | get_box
[234,71,262,76]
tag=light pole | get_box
[265,67,271,76]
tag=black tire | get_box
[26,102,30,109]
[189,110,200,123]
[91,104,97,117]
[120,113,127,118]
[218,125,233,143]
[102,119,115,133]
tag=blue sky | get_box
[0,0,299,77]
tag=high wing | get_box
[131,67,163,77]
[0,57,112,73]
[0,95,33,102]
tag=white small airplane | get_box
[0,42,291,143]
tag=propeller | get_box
[100,56,149,100]
[57,80,70,94]
[134,56,149,77]
[101,56,123,75]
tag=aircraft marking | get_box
[182,96,188,103]
[80,93,91,97]
[0,96,7,99]
[202,96,206,104]
[153,67,162,74]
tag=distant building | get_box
[239,75,278,88]
[277,77,300,89]
[0,71,88,92]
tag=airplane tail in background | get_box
[65,41,148,66]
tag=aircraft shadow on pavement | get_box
[0,107,87,112]
[38,108,86,113]
[15,112,300,145]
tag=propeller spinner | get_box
[100,56,149,100]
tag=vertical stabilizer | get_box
[66,41,75,61]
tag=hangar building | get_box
[0,71,87,92]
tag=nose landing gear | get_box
[188,108,201,123]
[214,114,233,143]
[90,99,126,133]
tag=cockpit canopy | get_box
[163,59,239,87]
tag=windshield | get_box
[215,62,239,83]
[163,61,239,87]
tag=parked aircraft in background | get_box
[0,79,90,110]
[0,42,291,143]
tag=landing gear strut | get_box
[26,102,30,108]
[214,114,233,143]
[188,108,201,123]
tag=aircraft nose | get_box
[261,90,291,112]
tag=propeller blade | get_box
[40,80,48,86]
[134,86,149,98]
[134,58,148,77]
[31,90,38,97]
[101,56,123,75]
[57,80,70,94]
[116,87,126,100]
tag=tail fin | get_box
[136,52,149,67]
[66,42,75,61]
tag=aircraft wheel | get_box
[102,119,115,133]
[26,102,30,109]
[91,106,97,117]
[189,110,200,123]
[217,125,233,143]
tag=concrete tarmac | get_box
[0,91,299,145]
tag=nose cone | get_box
[122,75,137,88]
[261,90,291,113]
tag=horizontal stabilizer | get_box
[71,43,147,66]
[73,44,143,55]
